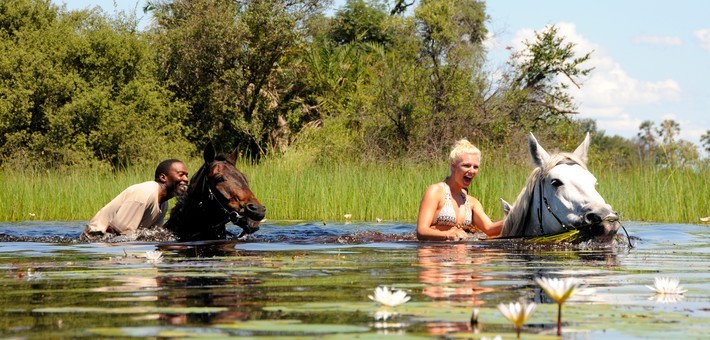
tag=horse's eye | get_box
[214,176,225,183]
[550,179,563,187]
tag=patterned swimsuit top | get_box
[434,182,472,227]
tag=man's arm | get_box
[110,201,148,234]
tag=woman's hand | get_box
[447,227,468,241]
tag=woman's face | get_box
[451,153,480,188]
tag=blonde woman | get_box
[416,139,503,241]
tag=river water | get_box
[0,221,708,339]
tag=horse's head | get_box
[203,142,266,236]
[501,133,619,238]
[529,133,619,237]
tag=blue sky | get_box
[53,0,709,151]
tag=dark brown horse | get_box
[165,142,266,241]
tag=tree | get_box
[148,0,324,157]
[657,119,680,145]
[495,25,593,130]
[411,0,488,153]
[0,0,191,169]
[329,0,390,45]
[702,130,710,155]
[635,119,698,167]
[636,120,657,162]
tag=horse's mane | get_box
[169,155,231,219]
[501,152,587,237]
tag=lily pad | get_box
[216,319,370,334]
[33,306,228,314]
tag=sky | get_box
[52,0,709,152]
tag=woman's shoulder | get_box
[423,182,445,198]
[425,182,445,192]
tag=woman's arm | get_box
[470,197,503,237]
[416,184,467,241]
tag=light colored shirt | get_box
[85,181,168,235]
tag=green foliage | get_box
[0,0,192,169]
[634,119,700,168]
[329,0,390,45]
[0,0,704,174]
[484,25,594,146]
[148,0,324,157]
[702,130,710,154]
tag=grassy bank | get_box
[1,159,707,224]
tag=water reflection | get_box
[154,242,265,326]
[1,222,708,338]
[416,243,497,335]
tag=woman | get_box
[416,139,503,241]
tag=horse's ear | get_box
[203,141,216,163]
[226,145,240,165]
[500,198,512,217]
[573,132,590,165]
[528,132,550,168]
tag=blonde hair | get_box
[449,139,481,164]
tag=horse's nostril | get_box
[246,202,266,216]
[585,212,602,224]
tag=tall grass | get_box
[596,166,709,223]
[0,158,707,223]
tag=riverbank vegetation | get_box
[1,0,708,224]
[1,156,706,223]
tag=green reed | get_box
[0,159,706,223]
[596,166,709,223]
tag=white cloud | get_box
[631,35,683,46]
[694,28,710,52]
[509,23,682,137]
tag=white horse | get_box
[500,133,620,238]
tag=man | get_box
[81,159,189,240]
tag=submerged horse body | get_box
[500,133,619,239]
[165,142,266,241]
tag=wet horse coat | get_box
[500,133,620,238]
[165,142,266,241]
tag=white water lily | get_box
[645,277,687,295]
[497,301,536,338]
[368,286,411,307]
[145,250,164,264]
[535,277,579,304]
[535,276,580,336]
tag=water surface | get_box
[0,221,708,338]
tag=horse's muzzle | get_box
[587,213,620,237]
[233,202,266,235]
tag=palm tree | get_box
[637,120,656,162]
[701,130,710,155]
[657,119,681,166]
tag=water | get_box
[0,221,708,339]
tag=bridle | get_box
[534,170,633,248]
[196,161,248,238]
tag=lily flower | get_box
[145,250,164,264]
[368,286,411,307]
[535,276,579,336]
[645,277,687,295]
[497,301,536,339]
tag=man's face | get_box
[163,162,189,197]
